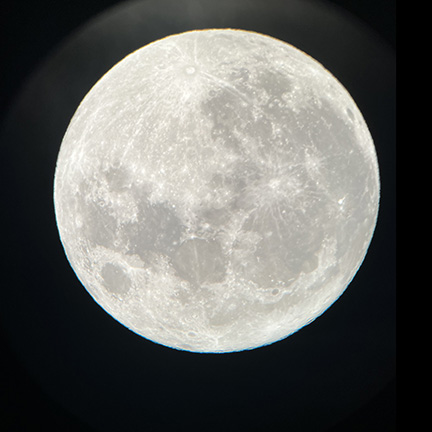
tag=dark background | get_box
[1,1,396,431]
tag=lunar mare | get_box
[54,29,379,353]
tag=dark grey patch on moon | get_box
[207,297,246,327]
[102,165,131,192]
[202,88,245,152]
[238,208,325,286]
[101,263,131,296]
[257,69,293,100]
[173,238,227,285]
[229,66,250,85]
[123,194,184,258]
[76,187,118,248]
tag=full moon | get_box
[54,29,379,353]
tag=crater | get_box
[101,263,131,296]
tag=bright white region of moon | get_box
[54,29,379,353]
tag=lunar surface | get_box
[54,29,379,353]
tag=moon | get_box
[54,28,379,353]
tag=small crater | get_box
[271,288,280,296]
[185,66,196,75]
[75,214,83,228]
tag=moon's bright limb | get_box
[54,29,379,353]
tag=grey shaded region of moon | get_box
[54,29,379,353]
